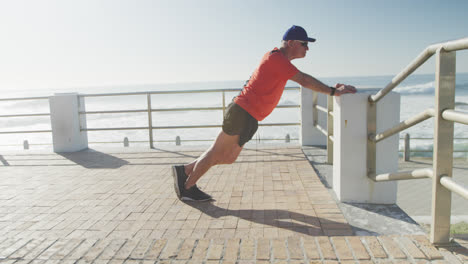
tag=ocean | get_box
[0,73,467,157]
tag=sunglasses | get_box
[299,41,308,47]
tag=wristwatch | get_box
[329,86,336,96]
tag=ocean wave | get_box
[394,81,468,95]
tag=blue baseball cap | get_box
[282,25,316,42]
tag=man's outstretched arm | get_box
[290,71,357,96]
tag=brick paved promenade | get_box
[0,146,466,263]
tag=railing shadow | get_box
[184,201,362,236]
[58,149,129,168]
[0,155,9,166]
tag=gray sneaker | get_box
[172,165,187,199]
[181,185,213,202]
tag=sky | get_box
[0,0,467,91]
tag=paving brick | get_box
[114,238,139,259]
[0,238,30,258]
[397,236,427,259]
[346,237,370,260]
[8,238,45,259]
[331,237,353,261]
[81,238,111,261]
[207,239,224,260]
[145,239,167,260]
[175,238,196,260]
[287,237,303,260]
[22,239,58,260]
[317,237,337,260]
[412,235,444,260]
[379,236,407,259]
[256,238,270,260]
[66,238,98,260]
[363,236,387,259]
[96,239,126,260]
[36,238,71,260]
[159,238,181,259]
[302,238,320,260]
[239,238,255,260]
[272,239,287,260]
[224,238,240,260]
[191,238,210,260]
[130,238,154,259]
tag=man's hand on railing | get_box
[334,83,357,96]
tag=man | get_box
[173,25,357,201]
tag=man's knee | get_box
[225,153,239,164]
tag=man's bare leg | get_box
[184,130,243,190]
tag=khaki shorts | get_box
[222,102,258,147]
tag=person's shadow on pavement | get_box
[183,201,350,236]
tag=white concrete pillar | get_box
[301,87,327,146]
[333,92,400,204]
[49,93,88,152]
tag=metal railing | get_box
[0,96,52,135]
[400,134,468,160]
[366,37,468,245]
[79,87,301,148]
[0,88,302,148]
[312,92,334,164]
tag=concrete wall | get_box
[333,92,400,204]
[49,93,88,152]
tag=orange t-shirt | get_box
[234,48,299,121]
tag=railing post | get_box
[312,92,318,127]
[431,48,456,245]
[222,91,226,118]
[23,140,29,150]
[285,134,290,143]
[123,137,129,147]
[367,99,377,178]
[333,92,399,203]
[176,136,181,146]
[49,93,88,152]
[404,133,410,161]
[327,95,334,164]
[147,94,154,149]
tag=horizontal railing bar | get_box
[370,37,468,103]
[80,104,300,115]
[276,105,301,109]
[398,150,467,153]
[315,124,328,137]
[0,113,50,118]
[81,89,239,97]
[329,135,334,142]
[0,96,49,102]
[315,105,328,114]
[440,37,468,52]
[374,108,435,142]
[154,107,221,112]
[80,87,300,98]
[81,110,147,114]
[259,123,300,127]
[85,127,149,131]
[83,123,300,131]
[0,137,301,146]
[399,137,468,140]
[0,130,52,134]
[440,176,468,199]
[371,168,433,182]
[442,109,468,125]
